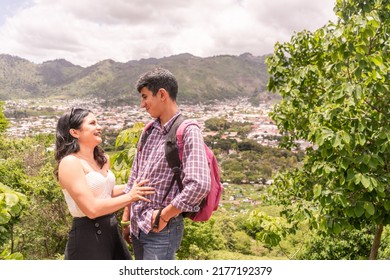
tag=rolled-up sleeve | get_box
[170,124,211,212]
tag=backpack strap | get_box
[164,115,185,194]
[152,115,185,229]
[166,119,199,193]
[139,121,154,152]
[165,115,186,174]
[176,120,200,161]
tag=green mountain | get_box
[0,53,269,104]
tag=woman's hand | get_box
[128,179,154,203]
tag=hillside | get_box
[0,53,270,104]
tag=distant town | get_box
[3,97,308,150]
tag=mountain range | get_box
[0,53,270,105]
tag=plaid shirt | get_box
[124,112,210,237]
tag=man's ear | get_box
[69,129,79,139]
[159,88,169,101]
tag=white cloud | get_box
[0,0,337,66]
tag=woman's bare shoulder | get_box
[59,154,80,169]
[58,155,85,185]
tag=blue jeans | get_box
[131,214,184,260]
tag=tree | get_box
[0,101,8,134]
[297,228,374,260]
[14,161,69,259]
[0,103,26,259]
[177,218,226,260]
[110,122,144,183]
[266,0,389,259]
[214,138,234,154]
[205,117,230,131]
[0,183,27,260]
[1,133,69,259]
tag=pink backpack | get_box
[140,115,223,223]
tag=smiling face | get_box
[71,112,102,146]
[140,87,162,119]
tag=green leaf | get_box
[0,210,11,225]
[127,147,137,160]
[355,44,368,54]
[369,177,378,189]
[319,218,327,231]
[10,204,22,216]
[333,28,343,38]
[338,196,348,207]
[324,165,335,174]
[313,184,322,198]
[353,173,362,184]
[332,134,341,148]
[341,131,350,144]
[361,175,371,190]
[370,55,383,67]
[340,158,349,170]
[4,193,19,208]
[384,201,390,211]
[346,169,355,181]
[346,207,355,217]
[354,205,365,217]
[115,130,127,148]
[333,222,342,234]
[364,202,375,216]
[368,158,378,169]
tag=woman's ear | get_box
[69,129,79,139]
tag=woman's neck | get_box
[76,147,95,161]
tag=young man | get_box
[123,68,210,260]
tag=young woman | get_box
[55,107,154,260]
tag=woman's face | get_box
[75,113,102,146]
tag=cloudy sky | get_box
[0,0,337,67]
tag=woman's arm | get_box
[112,184,126,197]
[59,155,153,219]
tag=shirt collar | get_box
[153,111,181,135]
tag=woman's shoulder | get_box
[59,154,81,167]
[58,154,84,182]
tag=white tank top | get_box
[62,170,115,217]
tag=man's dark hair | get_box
[136,68,178,101]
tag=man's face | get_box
[140,87,161,118]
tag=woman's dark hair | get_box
[54,108,107,179]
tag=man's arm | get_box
[121,205,131,243]
[169,125,211,212]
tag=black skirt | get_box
[64,213,132,260]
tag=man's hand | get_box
[151,209,169,232]
[121,206,131,244]
[122,224,131,244]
